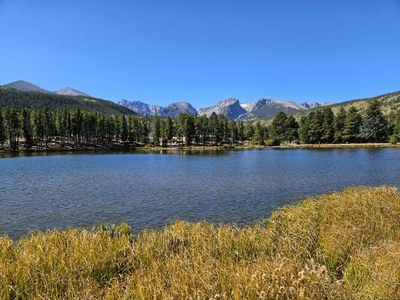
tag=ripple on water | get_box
[0,149,399,239]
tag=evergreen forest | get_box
[0,100,399,152]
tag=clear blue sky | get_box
[0,0,399,107]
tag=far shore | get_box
[0,142,399,156]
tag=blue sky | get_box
[0,0,399,107]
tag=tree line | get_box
[0,100,398,151]
[269,100,399,145]
[0,107,268,151]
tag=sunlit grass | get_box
[1,186,399,299]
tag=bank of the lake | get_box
[1,142,399,155]
[1,186,399,299]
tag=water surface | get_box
[1,148,399,238]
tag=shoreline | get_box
[0,142,399,156]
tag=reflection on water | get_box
[1,148,399,239]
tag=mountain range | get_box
[4,80,329,120]
[117,98,332,120]
[4,80,90,97]
[2,80,399,120]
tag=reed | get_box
[1,186,399,299]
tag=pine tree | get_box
[388,111,400,144]
[343,107,362,143]
[96,114,107,143]
[307,111,323,144]
[321,107,334,143]
[334,107,346,143]
[43,108,55,148]
[298,116,310,144]
[390,121,400,144]
[152,113,161,146]
[237,120,244,143]
[218,115,229,144]
[360,100,390,142]
[184,115,195,146]
[3,107,20,151]
[208,112,220,146]
[252,121,265,145]
[55,110,69,142]
[70,108,83,144]
[243,121,254,142]
[0,109,5,146]
[82,113,97,143]
[164,116,174,146]
[139,118,150,144]
[194,116,207,146]
[31,109,45,147]
[284,115,298,143]
[228,120,238,145]
[20,109,33,148]
[269,112,288,145]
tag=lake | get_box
[1,148,399,239]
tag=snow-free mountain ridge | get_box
[4,80,91,97]
[118,98,332,120]
[4,80,52,94]
[1,80,355,120]
[197,98,247,119]
[54,87,90,97]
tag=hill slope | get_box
[285,90,400,122]
[0,87,136,115]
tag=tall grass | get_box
[1,186,399,299]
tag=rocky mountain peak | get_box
[55,87,89,97]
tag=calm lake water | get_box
[1,148,399,239]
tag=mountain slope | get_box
[159,102,197,117]
[4,80,52,94]
[277,90,400,123]
[118,100,196,117]
[55,87,90,97]
[325,90,400,114]
[240,99,306,119]
[119,97,336,120]
[0,87,137,115]
[198,98,246,120]
[117,100,161,115]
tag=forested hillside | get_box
[0,87,136,115]
[286,90,400,122]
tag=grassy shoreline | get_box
[1,186,400,299]
[1,142,399,155]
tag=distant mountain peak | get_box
[158,102,197,117]
[117,100,161,116]
[4,80,52,94]
[54,87,90,97]
[198,98,246,120]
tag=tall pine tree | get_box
[360,100,390,142]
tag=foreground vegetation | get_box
[1,186,399,299]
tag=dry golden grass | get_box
[1,186,399,299]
